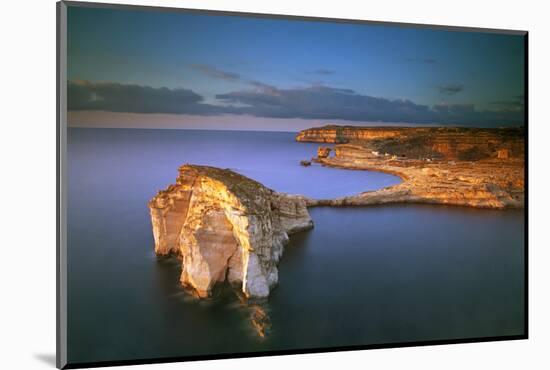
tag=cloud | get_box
[248,80,279,95]
[67,80,231,115]
[67,80,524,127]
[437,84,464,95]
[433,103,475,114]
[187,64,281,95]
[216,84,522,125]
[217,85,433,122]
[432,102,523,126]
[487,93,525,112]
[311,69,335,75]
[188,64,241,81]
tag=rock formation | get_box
[297,125,524,161]
[317,146,332,158]
[149,165,313,300]
[297,125,525,209]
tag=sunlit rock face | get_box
[149,165,313,299]
[317,146,332,158]
[296,125,403,143]
[297,125,525,209]
[297,125,524,160]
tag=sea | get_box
[67,128,525,364]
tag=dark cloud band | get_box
[68,80,524,127]
[188,64,241,82]
[437,84,464,95]
[68,80,231,115]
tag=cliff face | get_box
[149,165,313,299]
[296,125,524,161]
[296,125,525,209]
[296,125,404,143]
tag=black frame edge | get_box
[523,32,529,339]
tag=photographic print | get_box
[57,1,527,368]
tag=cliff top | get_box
[175,164,274,212]
[296,125,525,161]
[300,124,524,135]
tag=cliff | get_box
[297,125,525,209]
[296,125,524,160]
[149,164,313,299]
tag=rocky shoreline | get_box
[297,125,525,209]
[148,125,524,336]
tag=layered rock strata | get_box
[149,164,313,299]
[317,146,332,158]
[296,125,524,161]
[297,126,525,209]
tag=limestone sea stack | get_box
[148,164,313,299]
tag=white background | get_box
[1,0,548,369]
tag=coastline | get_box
[296,126,525,209]
[304,157,524,209]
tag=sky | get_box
[67,5,526,131]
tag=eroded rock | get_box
[297,125,525,209]
[149,164,313,299]
[297,125,524,161]
[317,146,332,159]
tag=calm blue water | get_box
[67,128,524,365]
